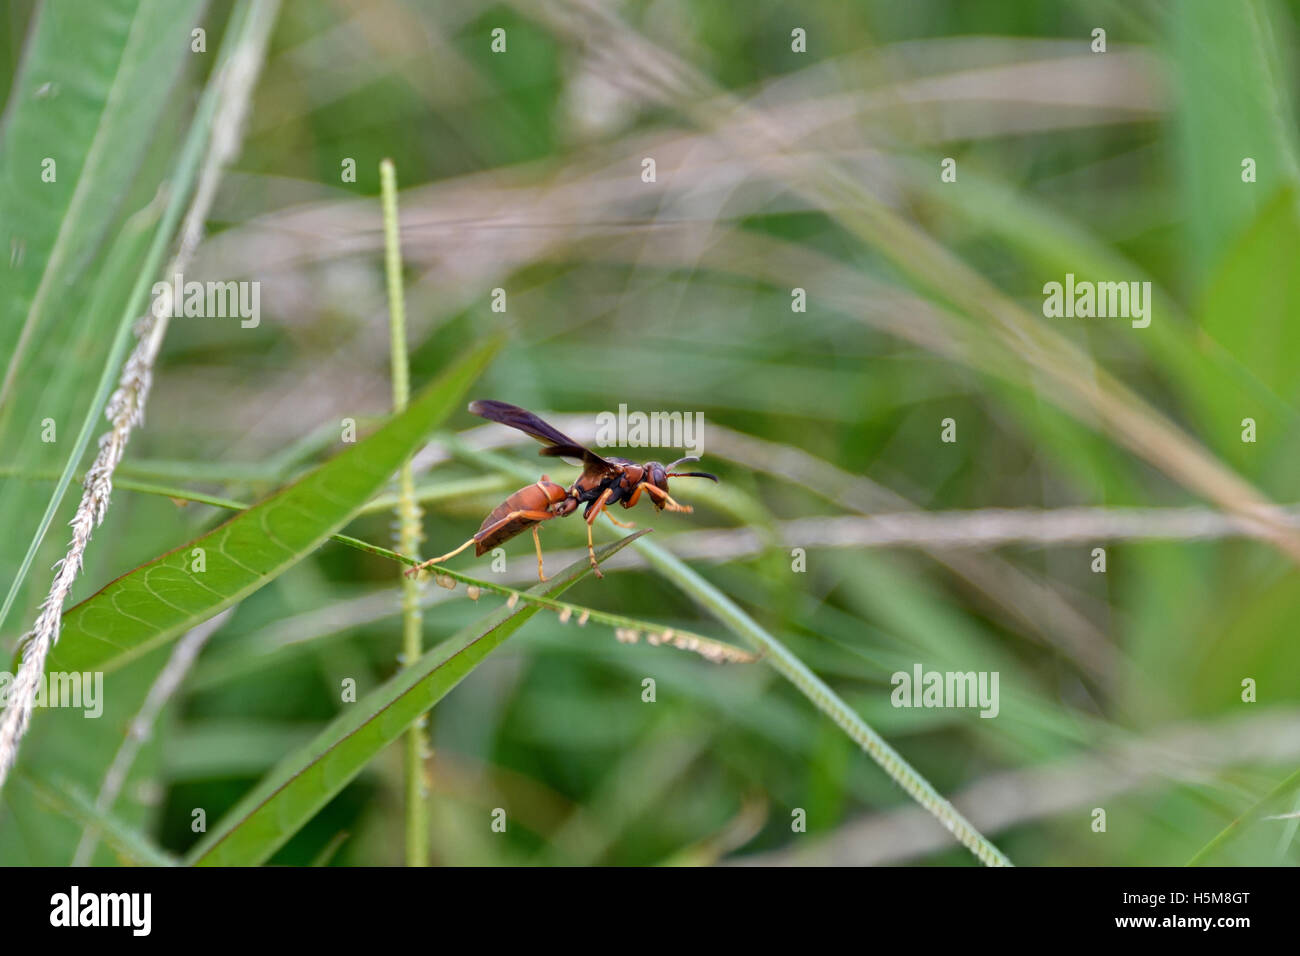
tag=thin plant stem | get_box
[15,463,1300,548]
[0,467,510,517]
[334,534,755,663]
[380,158,429,867]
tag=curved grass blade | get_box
[1186,765,1300,866]
[186,532,646,866]
[0,0,207,638]
[629,534,1013,867]
[43,339,500,675]
[310,831,350,867]
[17,772,177,867]
[0,0,201,405]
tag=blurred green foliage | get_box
[4,0,1300,866]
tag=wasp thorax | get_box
[538,479,569,505]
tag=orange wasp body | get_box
[409,400,717,581]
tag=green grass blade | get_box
[0,0,222,638]
[43,339,500,675]
[629,534,1013,867]
[1171,0,1300,276]
[186,532,646,866]
[18,772,178,867]
[1186,765,1300,866]
[0,0,201,405]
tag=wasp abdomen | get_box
[473,479,568,555]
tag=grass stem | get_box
[381,158,429,867]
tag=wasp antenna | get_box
[665,456,701,470]
[668,470,718,482]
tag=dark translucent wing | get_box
[469,400,584,448]
[539,443,619,481]
[538,443,598,461]
[469,400,616,478]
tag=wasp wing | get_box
[469,400,584,447]
[469,400,617,480]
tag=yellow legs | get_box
[531,525,548,582]
[581,488,620,578]
[406,536,475,577]
[410,493,658,585]
[640,482,693,513]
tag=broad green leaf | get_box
[187,531,646,866]
[0,0,273,640]
[45,339,500,675]
[0,0,202,634]
[1198,188,1300,448]
[1170,0,1300,276]
[0,0,201,395]
[0,1,270,868]
[1198,184,1300,399]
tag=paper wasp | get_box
[408,400,717,581]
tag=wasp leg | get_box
[406,537,476,577]
[583,488,614,578]
[408,508,554,577]
[585,522,605,579]
[604,510,636,529]
[640,482,693,513]
[531,525,549,582]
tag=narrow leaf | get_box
[0,0,204,636]
[18,773,177,867]
[45,339,500,675]
[1187,765,1300,866]
[187,532,646,866]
